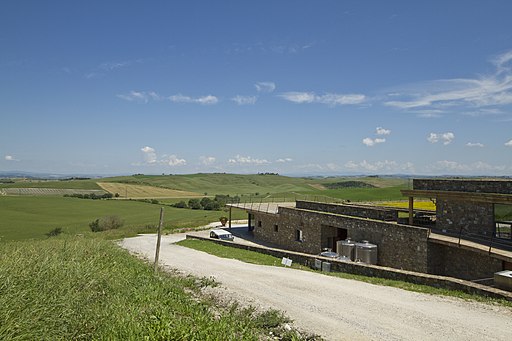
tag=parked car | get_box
[209,229,234,241]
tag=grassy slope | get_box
[0,179,101,190]
[0,237,305,340]
[102,173,409,199]
[0,196,247,241]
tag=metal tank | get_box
[337,238,356,261]
[354,240,378,265]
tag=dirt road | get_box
[120,234,512,341]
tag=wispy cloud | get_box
[505,139,512,147]
[199,156,216,165]
[5,155,19,161]
[466,142,484,148]
[117,91,151,103]
[362,127,390,146]
[231,95,257,105]
[255,82,276,93]
[376,127,391,135]
[228,155,270,165]
[138,146,186,167]
[362,138,386,147]
[169,94,218,105]
[345,160,415,173]
[118,91,218,105]
[428,160,506,174]
[279,92,366,106]
[427,132,455,145]
[275,158,293,163]
[165,155,187,166]
[384,50,512,115]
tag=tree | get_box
[188,199,201,210]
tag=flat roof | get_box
[401,189,512,204]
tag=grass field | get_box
[98,182,203,198]
[0,196,247,241]
[0,178,102,190]
[101,174,409,200]
[0,237,307,340]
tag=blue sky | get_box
[2,1,512,176]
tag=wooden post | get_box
[228,205,232,230]
[408,196,414,225]
[154,207,164,272]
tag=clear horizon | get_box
[2,1,512,176]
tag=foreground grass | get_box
[0,237,308,340]
[178,239,512,308]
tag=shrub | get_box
[188,199,201,210]
[173,200,187,208]
[45,227,63,237]
[89,216,124,232]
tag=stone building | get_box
[228,178,512,281]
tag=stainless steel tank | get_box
[337,238,356,261]
[355,240,378,265]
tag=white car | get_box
[209,229,234,241]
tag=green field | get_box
[0,174,410,241]
[0,196,247,241]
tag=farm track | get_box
[121,234,512,341]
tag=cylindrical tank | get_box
[337,238,355,261]
[355,240,378,265]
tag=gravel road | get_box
[120,233,512,341]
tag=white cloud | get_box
[505,139,512,147]
[231,95,257,105]
[228,155,270,165]
[376,127,391,135]
[199,156,216,165]
[5,155,19,161]
[169,94,218,105]
[275,158,293,163]
[466,142,484,148]
[141,146,157,164]
[362,137,386,147]
[166,155,187,166]
[344,160,415,173]
[427,132,455,145]
[384,50,512,114]
[117,91,150,103]
[429,160,506,174]
[279,92,366,106]
[255,82,276,93]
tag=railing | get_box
[226,194,345,214]
[431,226,512,253]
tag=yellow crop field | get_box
[97,182,203,199]
[379,200,436,211]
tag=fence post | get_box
[154,207,164,272]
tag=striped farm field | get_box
[97,182,203,199]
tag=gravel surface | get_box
[120,233,512,341]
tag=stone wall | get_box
[436,199,495,235]
[296,201,398,221]
[253,207,429,273]
[428,242,503,280]
[413,178,512,194]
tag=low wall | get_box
[186,234,512,301]
[295,201,398,221]
[413,178,512,194]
